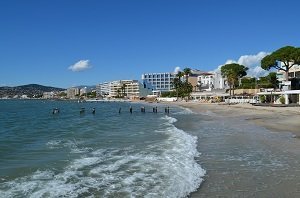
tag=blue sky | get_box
[1,0,300,88]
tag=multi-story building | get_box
[96,82,110,97]
[109,80,140,97]
[67,87,80,99]
[96,80,152,98]
[141,72,175,93]
[277,62,300,90]
[43,91,55,99]
[196,71,228,91]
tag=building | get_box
[141,72,175,94]
[108,80,139,97]
[277,62,300,90]
[67,87,80,99]
[196,71,228,91]
[43,91,55,99]
[96,82,110,97]
[96,80,152,99]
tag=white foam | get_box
[173,106,195,115]
[1,116,205,198]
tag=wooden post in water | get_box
[80,108,85,114]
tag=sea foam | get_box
[0,111,205,198]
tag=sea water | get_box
[0,100,205,197]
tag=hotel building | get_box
[96,80,152,98]
[67,87,80,99]
[141,72,175,94]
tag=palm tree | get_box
[183,67,192,82]
[121,83,126,97]
[176,71,184,81]
[116,89,121,98]
[173,71,184,99]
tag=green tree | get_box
[261,46,300,82]
[116,89,121,98]
[183,67,192,82]
[181,81,193,99]
[173,71,184,99]
[172,70,193,100]
[121,83,126,97]
[221,63,248,96]
[266,72,279,89]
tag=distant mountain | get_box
[0,84,65,98]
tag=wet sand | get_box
[171,102,300,197]
[180,103,300,137]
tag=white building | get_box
[141,72,175,93]
[80,87,88,96]
[197,71,228,91]
[43,92,55,99]
[109,80,139,97]
[96,82,110,97]
[67,87,80,99]
[96,80,152,98]
[277,62,300,90]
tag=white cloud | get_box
[174,66,181,74]
[68,60,91,72]
[214,52,270,78]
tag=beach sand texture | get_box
[173,102,300,197]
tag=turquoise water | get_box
[0,100,205,197]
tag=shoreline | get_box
[175,102,300,138]
[167,101,300,197]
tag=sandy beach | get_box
[168,102,300,197]
[179,102,300,137]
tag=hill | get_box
[0,84,65,98]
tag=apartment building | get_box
[109,80,140,97]
[141,72,175,93]
[277,62,300,90]
[196,71,228,91]
[67,87,80,99]
[96,80,152,98]
[96,82,110,97]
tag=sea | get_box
[0,100,205,198]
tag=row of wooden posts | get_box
[52,106,170,115]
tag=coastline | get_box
[168,102,300,197]
[177,102,300,137]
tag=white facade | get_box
[80,87,88,95]
[141,72,175,92]
[109,80,140,97]
[96,82,110,97]
[277,62,300,90]
[197,71,228,91]
[67,87,80,99]
[96,80,152,98]
[43,91,55,99]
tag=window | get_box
[288,72,295,78]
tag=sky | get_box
[1,0,300,88]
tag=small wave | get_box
[1,116,205,198]
[173,106,195,115]
[46,139,92,154]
